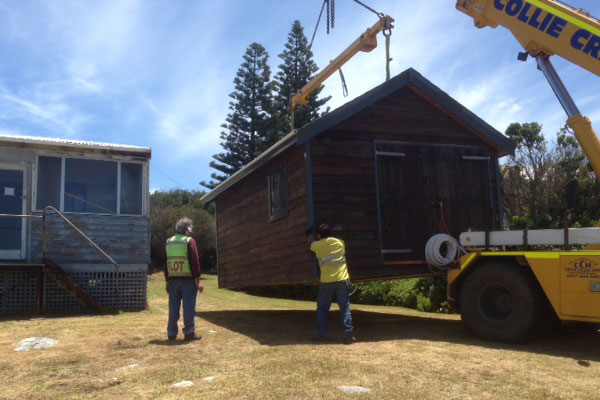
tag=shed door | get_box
[0,166,27,259]
[375,143,494,264]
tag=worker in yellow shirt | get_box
[307,223,356,344]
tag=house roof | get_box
[202,67,515,203]
[0,133,152,158]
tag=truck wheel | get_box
[459,261,543,342]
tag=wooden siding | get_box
[30,213,149,265]
[333,87,490,146]
[311,87,501,280]
[376,143,497,259]
[213,85,505,287]
[216,146,311,288]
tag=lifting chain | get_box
[309,1,327,49]
[338,68,348,97]
[326,0,335,34]
[353,0,392,80]
[353,0,383,18]
[310,0,335,48]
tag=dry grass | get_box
[0,273,599,399]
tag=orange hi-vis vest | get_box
[166,234,192,277]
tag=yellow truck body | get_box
[451,0,600,341]
[449,251,600,322]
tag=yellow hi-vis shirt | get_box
[166,234,192,277]
[310,237,350,283]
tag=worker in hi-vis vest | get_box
[165,217,203,341]
[307,223,356,344]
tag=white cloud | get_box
[0,0,598,190]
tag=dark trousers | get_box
[167,279,198,337]
[316,279,353,338]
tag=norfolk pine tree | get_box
[201,43,275,189]
[274,20,330,134]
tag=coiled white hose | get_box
[425,234,464,270]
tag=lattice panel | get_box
[44,268,147,312]
[0,272,38,313]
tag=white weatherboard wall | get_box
[0,135,151,313]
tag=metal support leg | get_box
[535,55,580,118]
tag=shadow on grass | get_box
[0,310,118,322]
[149,338,200,346]
[197,308,600,362]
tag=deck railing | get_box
[0,208,121,310]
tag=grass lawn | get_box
[0,273,599,399]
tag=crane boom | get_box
[445,1,600,343]
[289,15,394,113]
[457,0,600,179]
[456,0,600,76]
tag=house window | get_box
[36,156,61,210]
[36,156,144,215]
[120,162,143,215]
[268,166,289,222]
[65,158,117,213]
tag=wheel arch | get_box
[449,255,536,310]
[450,254,560,338]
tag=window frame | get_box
[267,165,289,222]
[33,152,148,216]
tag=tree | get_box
[552,127,600,226]
[273,20,330,134]
[502,122,554,228]
[201,43,275,189]
[501,122,600,229]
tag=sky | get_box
[0,0,599,192]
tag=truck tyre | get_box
[459,261,543,342]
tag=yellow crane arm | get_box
[290,15,394,112]
[456,0,600,76]
[457,0,600,179]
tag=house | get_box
[202,68,516,289]
[0,134,151,313]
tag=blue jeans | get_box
[317,279,353,338]
[167,279,198,337]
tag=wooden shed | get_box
[203,68,515,289]
[0,134,151,313]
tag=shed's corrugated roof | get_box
[202,68,515,203]
[0,133,151,156]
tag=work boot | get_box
[168,336,176,341]
[343,336,357,345]
[184,333,202,341]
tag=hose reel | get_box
[425,233,465,272]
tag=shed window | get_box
[268,166,289,222]
[36,156,144,215]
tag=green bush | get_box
[351,277,456,314]
[149,190,217,273]
[351,280,394,304]
[242,277,456,314]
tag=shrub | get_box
[149,190,217,273]
[351,277,456,314]
[242,277,456,314]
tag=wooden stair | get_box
[42,258,105,314]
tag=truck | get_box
[450,0,600,342]
[205,0,599,343]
